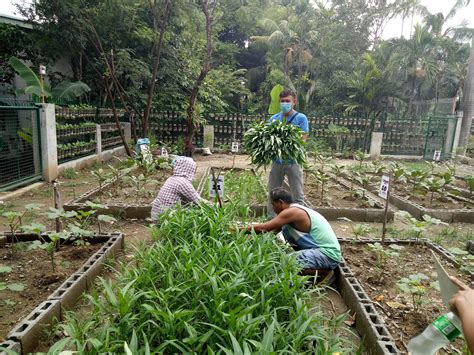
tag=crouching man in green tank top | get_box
[244,187,341,270]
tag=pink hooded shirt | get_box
[151,157,200,221]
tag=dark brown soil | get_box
[97,170,170,205]
[0,243,101,341]
[305,174,380,209]
[342,243,474,353]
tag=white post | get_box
[96,124,102,155]
[369,132,384,159]
[38,103,58,182]
[123,122,132,143]
[203,125,214,148]
[452,111,463,156]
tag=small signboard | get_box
[39,65,46,75]
[433,150,442,162]
[209,175,224,197]
[161,147,169,158]
[378,175,390,200]
[231,141,239,153]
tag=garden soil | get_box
[0,243,101,341]
[342,243,474,353]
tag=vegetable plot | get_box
[50,205,355,353]
[243,121,306,168]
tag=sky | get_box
[0,0,473,41]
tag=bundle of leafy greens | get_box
[243,120,306,168]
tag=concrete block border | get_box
[1,232,124,354]
[336,237,473,355]
[0,340,21,355]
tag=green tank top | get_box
[282,204,341,262]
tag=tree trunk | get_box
[459,39,474,154]
[184,0,215,156]
[142,0,171,138]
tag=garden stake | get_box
[53,181,63,233]
[381,174,391,244]
[210,167,223,208]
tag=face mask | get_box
[280,102,292,113]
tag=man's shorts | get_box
[295,248,339,270]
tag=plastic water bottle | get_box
[408,312,463,355]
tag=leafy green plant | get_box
[422,177,445,207]
[354,149,369,169]
[397,273,432,312]
[367,242,400,269]
[107,164,132,197]
[330,164,345,178]
[388,162,406,185]
[243,120,306,169]
[39,232,69,272]
[61,167,78,179]
[1,203,42,242]
[49,204,354,353]
[327,124,349,153]
[407,169,427,193]
[97,215,117,234]
[464,175,474,197]
[353,173,372,200]
[448,247,474,275]
[91,168,111,201]
[122,173,147,198]
[0,265,25,292]
[370,159,386,175]
[352,224,373,239]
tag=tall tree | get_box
[459,39,474,154]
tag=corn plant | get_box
[367,242,400,270]
[0,265,25,292]
[397,273,432,312]
[422,177,445,207]
[49,204,355,353]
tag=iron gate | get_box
[0,106,42,191]
[422,115,458,161]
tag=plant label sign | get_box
[209,175,224,197]
[433,150,441,162]
[161,147,169,158]
[378,175,390,200]
[39,64,46,75]
[231,141,239,153]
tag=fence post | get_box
[369,132,383,159]
[203,125,214,148]
[39,103,58,182]
[123,122,132,143]
[96,124,102,155]
[452,111,463,156]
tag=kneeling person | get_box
[151,157,205,222]
[245,187,341,270]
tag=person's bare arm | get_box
[243,208,296,234]
[449,276,474,353]
[302,133,308,142]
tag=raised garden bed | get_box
[337,237,473,354]
[0,232,123,354]
[64,168,170,219]
[304,173,393,222]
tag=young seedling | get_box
[354,150,369,170]
[91,168,111,201]
[0,265,25,292]
[352,224,372,240]
[39,232,69,272]
[97,215,117,234]
[122,173,147,198]
[367,242,400,270]
[107,165,132,197]
[407,169,427,193]
[388,162,406,185]
[313,171,330,203]
[330,164,345,179]
[397,273,432,312]
[316,154,332,174]
[354,174,372,200]
[370,159,386,175]
[422,177,445,207]
[466,176,474,198]
[448,247,474,275]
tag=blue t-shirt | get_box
[268,111,309,164]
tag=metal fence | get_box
[0,106,42,191]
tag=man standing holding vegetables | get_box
[267,89,309,218]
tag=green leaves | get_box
[0,265,12,273]
[268,84,284,114]
[0,282,26,292]
[243,121,306,169]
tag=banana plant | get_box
[9,56,90,100]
